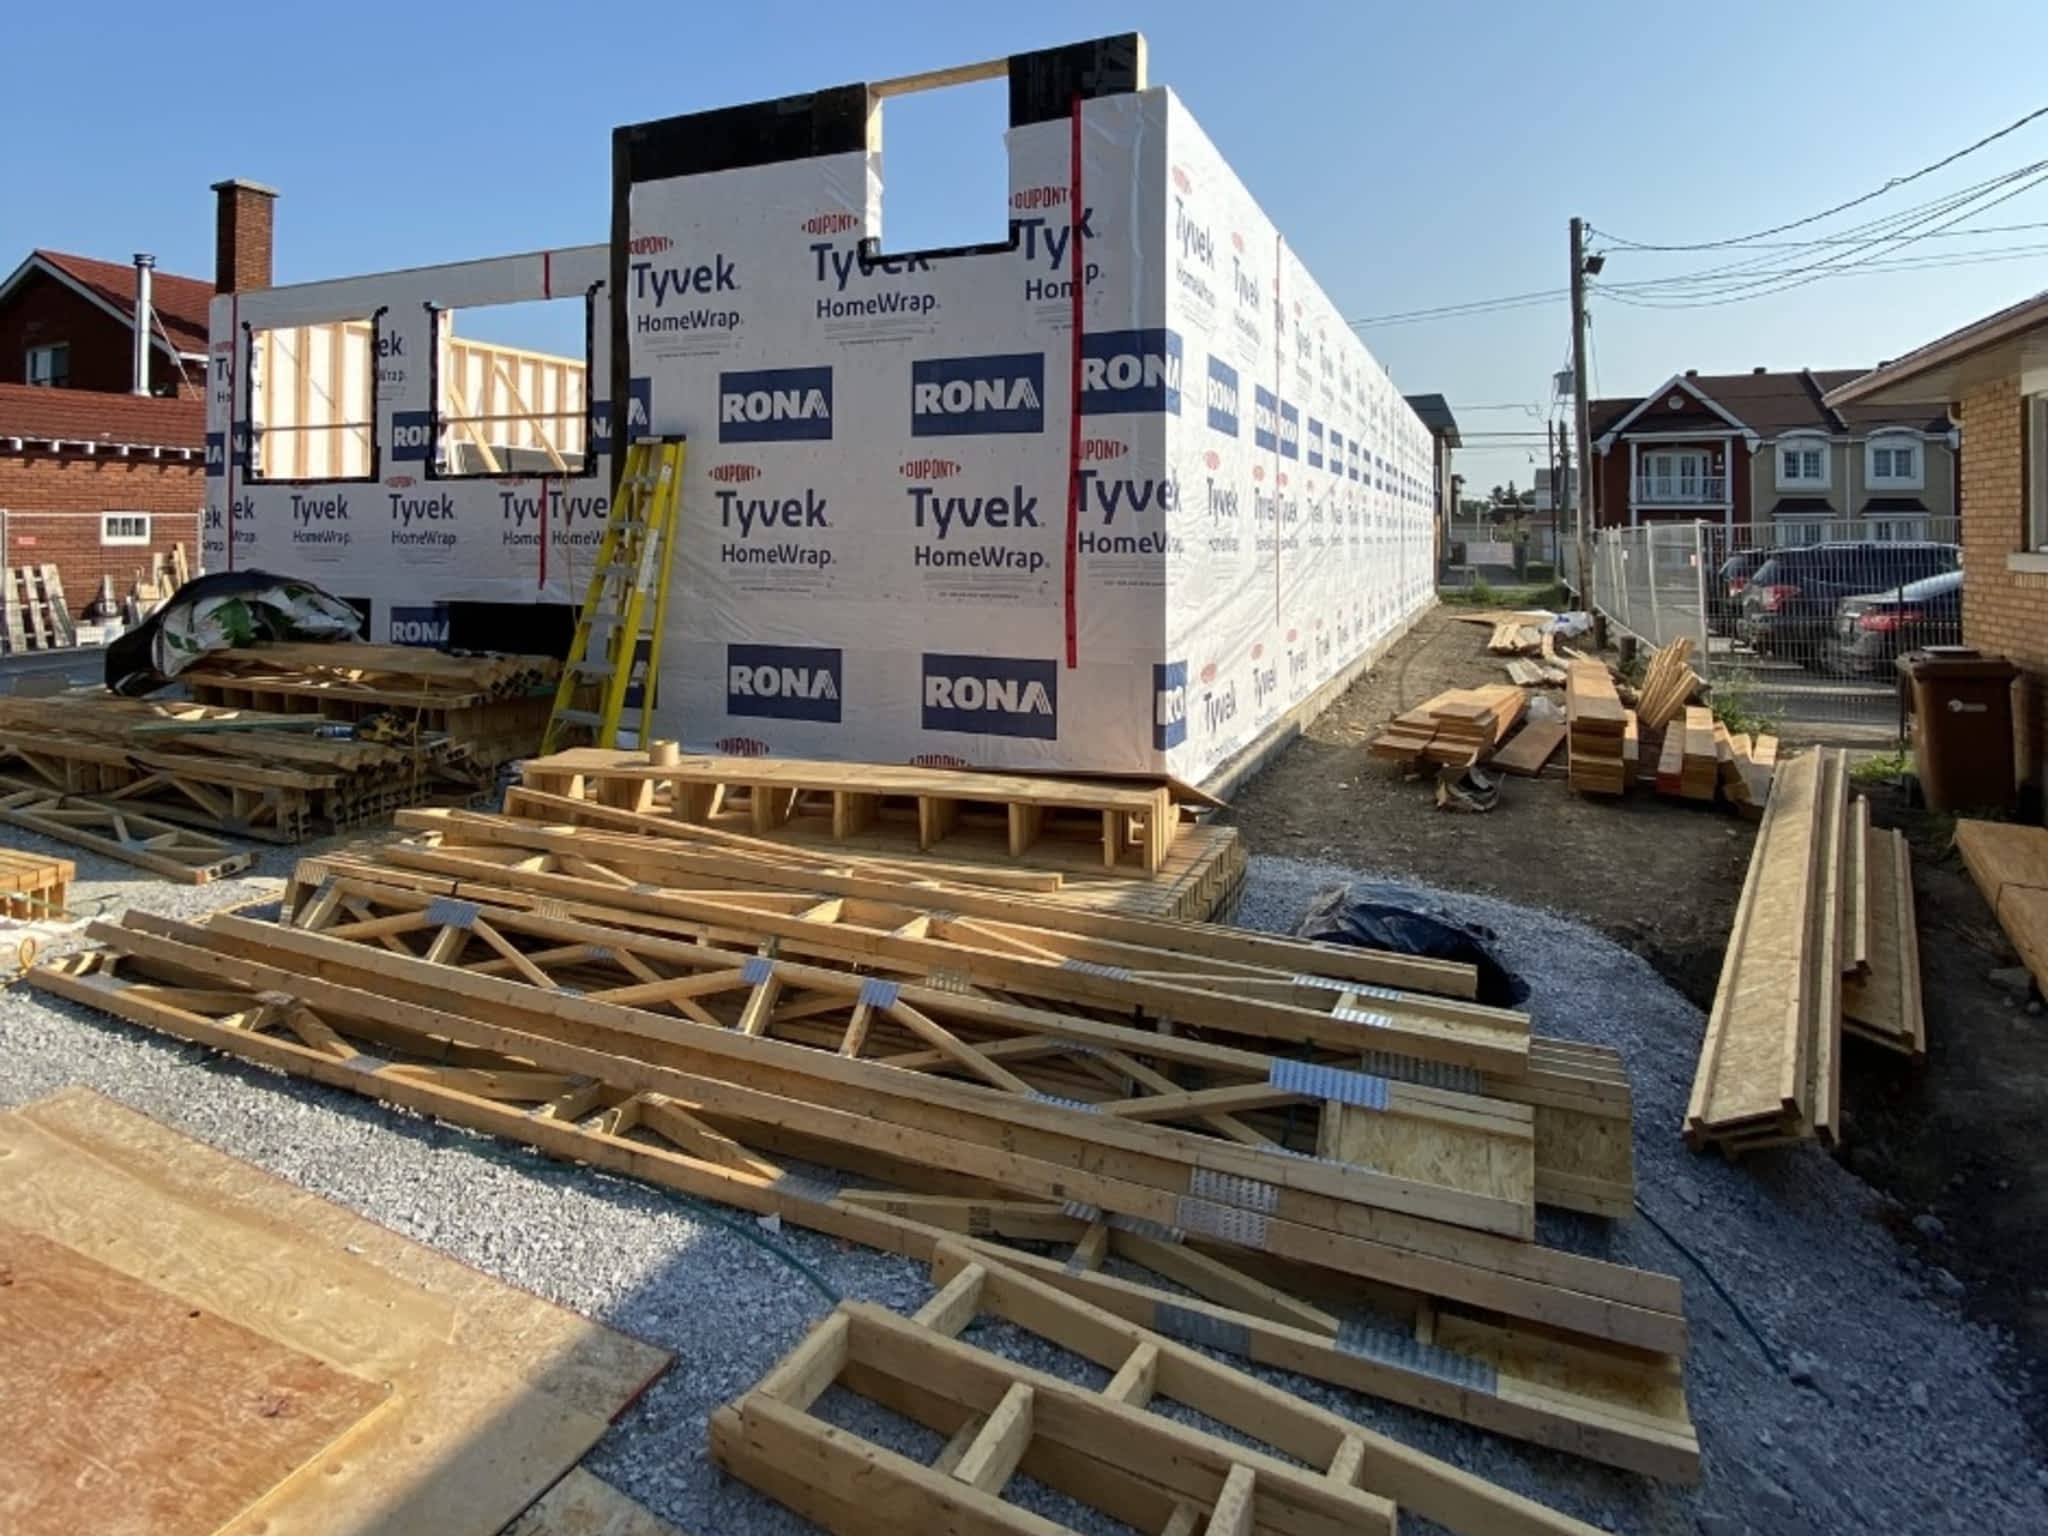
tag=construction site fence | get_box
[1582,516,1960,732]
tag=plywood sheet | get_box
[1491,722,1567,776]
[0,1222,390,1536]
[1955,818,2048,911]
[1844,827,1925,1057]
[0,1090,669,1536]
[506,1469,690,1536]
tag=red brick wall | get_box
[0,449,203,617]
[1956,373,2046,787]
[0,268,198,396]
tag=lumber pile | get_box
[119,542,191,623]
[32,773,1703,1491]
[2,562,74,652]
[1504,657,1568,687]
[1955,818,2048,1004]
[0,695,484,844]
[0,848,72,920]
[1566,661,1629,795]
[182,642,559,771]
[0,1087,669,1536]
[1487,621,1549,656]
[1688,749,1926,1148]
[1654,706,1719,800]
[1370,685,1526,768]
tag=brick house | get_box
[0,180,277,618]
[1827,295,2048,787]
[1588,368,1955,541]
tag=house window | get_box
[101,513,151,546]
[430,296,591,479]
[25,343,69,388]
[1867,437,1923,489]
[247,319,378,482]
[1778,441,1829,488]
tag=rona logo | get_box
[1206,356,1240,437]
[390,606,449,647]
[727,643,843,724]
[921,654,1058,740]
[1081,329,1182,417]
[718,366,833,443]
[1153,660,1188,751]
[911,353,1045,437]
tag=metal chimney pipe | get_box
[132,253,156,396]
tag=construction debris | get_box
[1955,818,2048,999]
[1504,657,1569,687]
[1371,686,1526,768]
[1436,762,1500,812]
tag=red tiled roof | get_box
[33,249,213,354]
[0,382,205,450]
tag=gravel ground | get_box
[3,832,2044,1534]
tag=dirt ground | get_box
[1223,604,2048,1446]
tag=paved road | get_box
[0,645,106,695]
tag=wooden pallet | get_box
[29,947,1694,1480]
[1686,749,1848,1151]
[0,847,72,919]
[0,1088,668,1536]
[0,779,255,884]
[521,749,1182,877]
[2,563,75,652]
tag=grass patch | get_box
[1438,580,1568,609]
[1706,676,1780,739]
[1852,749,1912,784]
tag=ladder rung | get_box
[554,709,606,726]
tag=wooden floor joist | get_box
[27,947,1697,1480]
[1686,749,1847,1151]
[0,778,256,883]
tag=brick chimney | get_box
[210,178,279,294]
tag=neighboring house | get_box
[1827,291,2048,786]
[1588,368,1955,542]
[0,180,276,615]
[1402,393,1460,567]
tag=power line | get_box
[1347,289,1565,328]
[1592,103,2048,251]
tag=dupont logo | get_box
[1078,438,1129,463]
[1203,450,1221,471]
[1171,165,1193,194]
[921,654,1058,740]
[627,234,674,255]
[384,474,415,489]
[709,463,761,483]
[800,211,858,235]
[719,366,833,443]
[727,643,843,723]
[1153,660,1188,750]
[716,736,771,757]
[900,457,960,479]
[1011,184,1068,211]
[909,752,972,769]
[1230,231,1246,254]
[1199,661,1219,686]
[1080,329,1182,416]
[1206,356,1240,437]
[911,353,1044,437]
[390,605,449,647]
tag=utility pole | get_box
[1570,216,1595,614]
[1547,417,1561,575]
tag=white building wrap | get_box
[628,85,1433,782]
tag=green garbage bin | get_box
[1895,647,2019,813]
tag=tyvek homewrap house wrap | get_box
[615,35,1434,781]
[203,34,1433,783]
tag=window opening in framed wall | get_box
[866,69,1012,257]
[101,512,151,545]
[430,296,590,479]
[25,343,69,387]
[246,319,377,482]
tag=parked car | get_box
[1710,549,1776,636]
[1737,542,1960,662]
[1825,568,1963,675]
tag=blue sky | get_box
[10,1,2048,490]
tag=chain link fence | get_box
[1584,516,1960,731]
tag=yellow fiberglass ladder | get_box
[540,434,686,753]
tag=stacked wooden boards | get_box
[0,847,71,919]
[182,642,559,772]
[1955,818,2048,999]
[0,1087,669,1536]
[1370,685,1527,768]
[715,1240,1607,1536]
[2,562,74,652]
[1655,707,1719,800]
[33,795,1701,1485]
[1566,661,1631,795]
[521,748,1182,877]
[1688,750,1926,1148]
